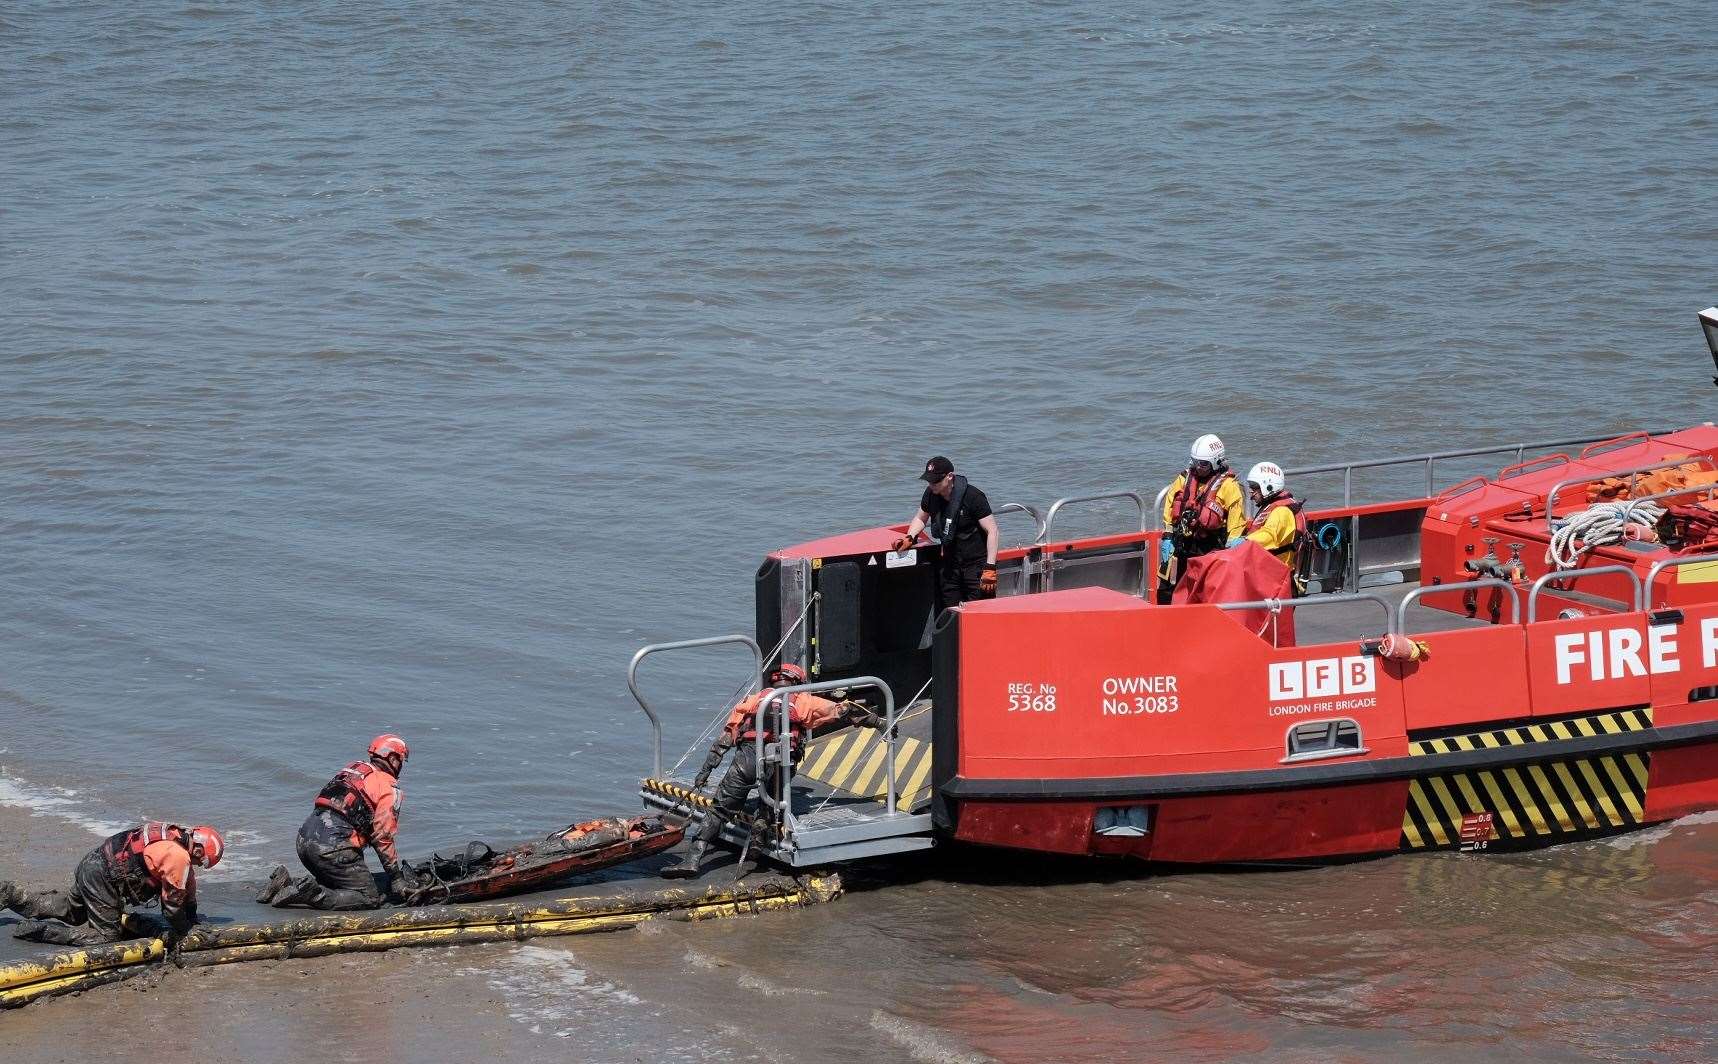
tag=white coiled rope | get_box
[1548,500,1663,569]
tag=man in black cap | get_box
[893,456,1000,607]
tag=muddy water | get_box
[4,2,1718,1059]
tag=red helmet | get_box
[768,662,807,687]
[188,825,224,869]
[369,733,409,773]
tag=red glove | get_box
[892,534,917,553]
[979,567,998,595]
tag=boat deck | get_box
[1296,578,1500,643]
[643,579,1516,867]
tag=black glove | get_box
[693,739,730,790]
[842,703,885,730]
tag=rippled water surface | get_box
[3,2,1716,1059]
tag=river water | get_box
[3,2,1715,1059]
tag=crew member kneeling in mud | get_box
[663,663,885,879]
[258,733,423,909]
[1,822,223,947]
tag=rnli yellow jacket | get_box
[1246,502,1300,567]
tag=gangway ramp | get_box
[641,711,937,867]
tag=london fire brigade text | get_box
[1269,656,1375,701]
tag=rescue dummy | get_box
[258,733,424,909]
[1157,434,1247,604]
[662,664,885,879]
[2,823,223,947]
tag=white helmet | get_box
[1190,434,1225,464]
[1247,461,1285,499]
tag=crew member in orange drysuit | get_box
[259,733,422,909]
[1,823,223,946]
[662,664,884,879]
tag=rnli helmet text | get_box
[1553,619,1718,683]
[1269,656,1375,701]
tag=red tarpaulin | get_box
[1172,541,1297,646]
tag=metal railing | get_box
[756,676,899,836]
[1543,455,1718,525]
[994,502,1045,543]
[1216,592,1393,642]
[1645,552,1718,608]
[1038,490,1148,544]
[1606,480,1718,517]
[1526,565,1643,622]
[628,634,763,779]
[1150,485,1173,530]
[1396,579,1521,632]
[1286,429,1665,507]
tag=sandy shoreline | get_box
[0,798,103,890]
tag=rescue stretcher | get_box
[397,815,683,905]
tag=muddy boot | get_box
[254,865,293,905]
[660,841,712,880]
[14,919,115,946]
[0,880,21,912]
[269,876,327,909]
[11,918,49,941]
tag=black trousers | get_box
[692,754,784,846]
[938,556,994,610]
[291,811,384,910]
[9,850,130,945]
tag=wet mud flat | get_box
[0,802,838,1015]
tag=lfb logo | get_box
[1269,656,1375,701]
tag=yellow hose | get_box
[0,873,841,1009]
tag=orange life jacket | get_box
[1172,470,1237,545]
[723,689,844,749]
[1247,493,1306,536]
[316,761,387,838]
[100,822,189,901]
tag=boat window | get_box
[1282,719,1366,763]
[1691,685,1718,703]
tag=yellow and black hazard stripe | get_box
[642,778,714,811]
[797,727,936,812]
[1399,708,1653,850]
